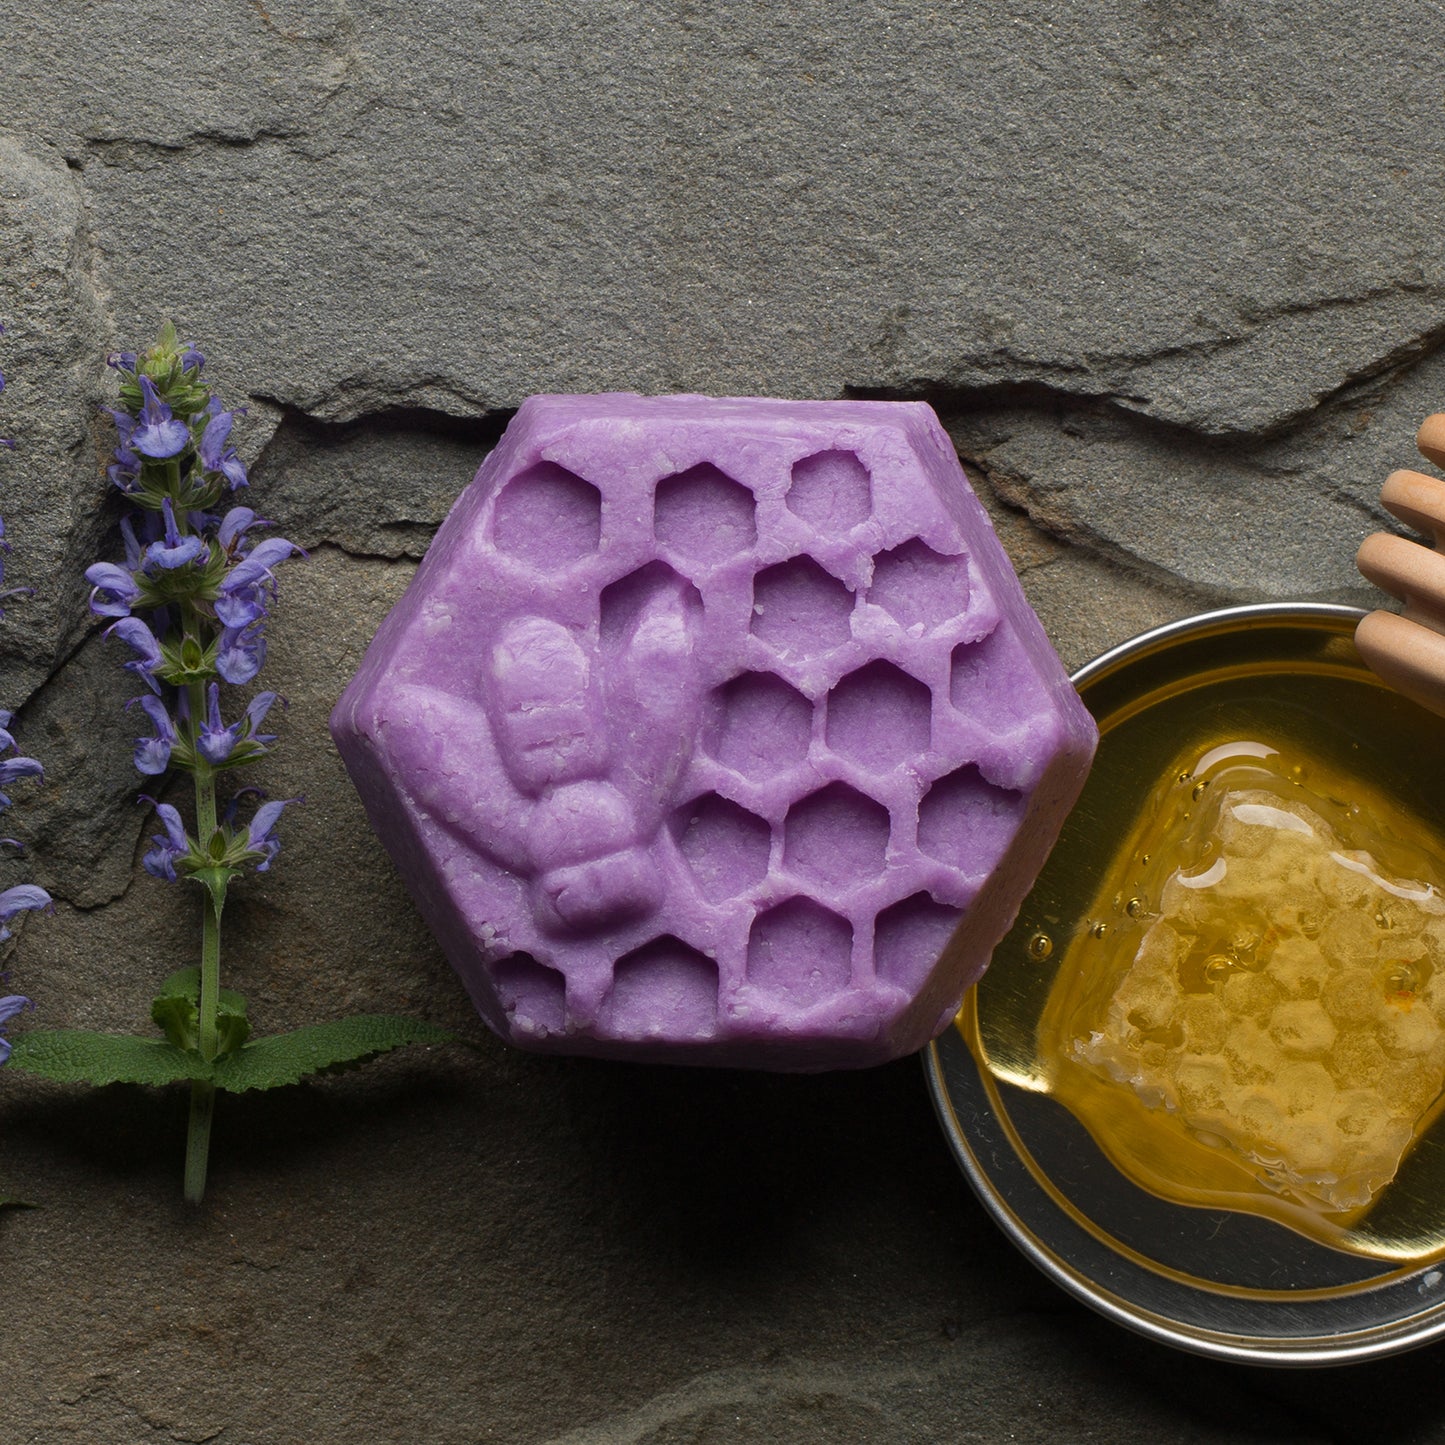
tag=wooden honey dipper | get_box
[1356,414,1445,717]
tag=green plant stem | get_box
[183,679,224,1205]
[182,1073,214,1205]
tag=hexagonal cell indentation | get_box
[747,898,853,1002]
[868,538,967,631]
[598,560,702,649]
[786,449,872,531]
[783,782,890,889]
[493,953,567,1036]
[492,462,601,568]
[703,671,813,780]
[671,793,772,902]
[751,556,855,657]
[825,660,932,771]
[654,463,757,564]
[951,626,1047,730]
[598,936,718,1038]
[917,765,1025,875]
[874,893,961,992]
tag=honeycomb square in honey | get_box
[1062,742,1445,1215]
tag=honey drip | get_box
[1038,738,1445,1242]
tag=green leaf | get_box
[155,966,200,1000]
[152,968,251,1054]
[151,993,198,1051]
[8,1030,206,1087]
[0,1193,36,1211]
[210,1016,456,1093]
[215,1011,251,1057]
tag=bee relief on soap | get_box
[384,562,703,936]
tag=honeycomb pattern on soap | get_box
[345,400,1086,1065]
[1078,778,1445,1212]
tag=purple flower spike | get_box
[141,801,190,882]
[0,883,52,946]
[85,560,142,619]
[144,498,206,573]
[245,796,299,871]
[128,694,176,776]
[0,994,33,1065]
[199,407,248,490]
[106,615,166,693]
[132,375,191,460]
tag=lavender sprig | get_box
[91,323,301,1202]
[5,325,454,1204]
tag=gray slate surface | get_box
[3,1,1445,1440]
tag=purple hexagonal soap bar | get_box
[331,395,1096,1069]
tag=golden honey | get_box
[1038,738,1445,1240]
[966,638,1445,1265]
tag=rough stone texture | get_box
[3,0,1445,1439]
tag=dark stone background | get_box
[2,2,1444,1439]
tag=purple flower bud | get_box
[213,588,268,629]
[245,796,300,871]
[215,535,302,627]
[141,801,190,882]
[179,344,205,372]
[106,351,138,372]
[128,694,176,776]
[120,514,145,570]
[197,684,234,765]
[239,537,303,574]
[103,407,143,492]
[131,375,190,460]
[106,616,165,693]
[216,620,266,685]
[217,506,259,553]
[144,498,206,573]
[199,406,248,490]
[242,691,279,743]
[196,684,278,765]
[85,561,142,619]
[107,460,140,493]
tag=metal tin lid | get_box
[926,602,1445,1365]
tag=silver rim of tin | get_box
[921,600,1445,1368]
[1069,601,1370,689]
